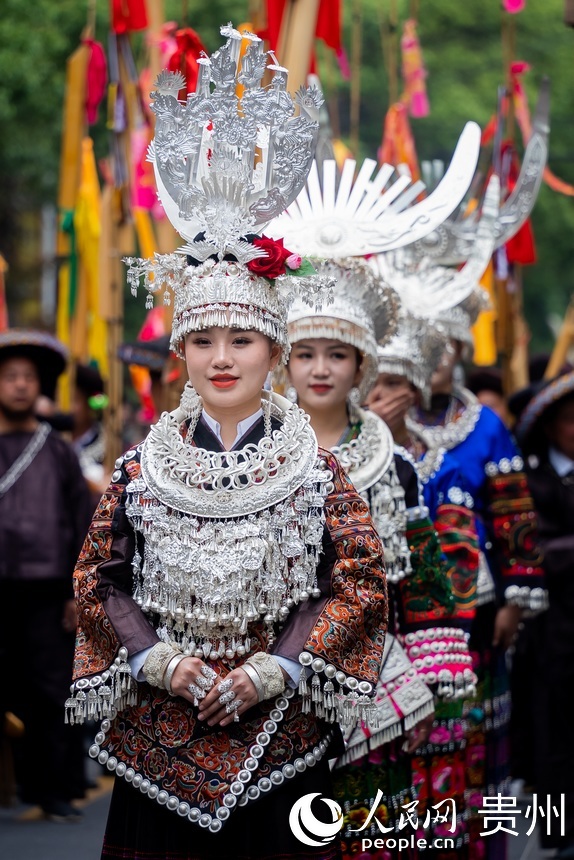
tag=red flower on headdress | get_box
[246,236,292,279]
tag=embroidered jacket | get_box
[336,414,476,763]
[417,400,545,609]
[70,414,387,832]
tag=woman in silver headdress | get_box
[68,31,388,860]
[404,294,545,860]
[283,261,476,858]
[369,310,483,850]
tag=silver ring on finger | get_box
[219,690,236,705]
[201,666,218,683]
[225,698,243,715]
[188,683,206,701]
[217,678,234,693]
[195,675,212,691]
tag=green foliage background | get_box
[0,0,572,350]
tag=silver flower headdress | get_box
[287,258,400,399]
[125,23,333,363]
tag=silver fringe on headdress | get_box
[287,258,400,398]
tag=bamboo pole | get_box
[100,184,121,471]
[56,44,89,257]
[499,12,530,393]
[545,297,574,379]
[349,0,363,157]
[277,0,321,96]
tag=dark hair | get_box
[466,368,503,397]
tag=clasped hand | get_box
[170,657,259,727]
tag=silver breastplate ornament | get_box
[125,392,333,661]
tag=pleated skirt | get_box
[102,757,342,860]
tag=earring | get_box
[452,363,465,387]
[439,341,455,368]
[347,386,361,407]
[347,386,362,421]
[264,397,273,437]
[285,385,298,403]
[179,382,203,440]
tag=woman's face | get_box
[287,339,361,413]
[184,327,280,415]
[366,372,417,433]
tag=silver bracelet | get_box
[245,653,286,700]
[163,653,186,694]
[241,662,265,702]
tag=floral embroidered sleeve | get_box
[69,454,158,723]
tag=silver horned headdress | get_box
[266,121,481,259]
[371,174,500,347]
[407,78,550,266]
[125,23,332,363]
[266,122,481,394]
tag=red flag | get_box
[83,39,107,125]
[260,0,341,53]
[167,28,207,96]
[111,0,148,35]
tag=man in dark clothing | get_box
[0,330,92,821]
[513,370,574,858]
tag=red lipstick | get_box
[210,375,239,389]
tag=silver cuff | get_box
[245,653,285,701]
[163,653,186,695]
[241,663,265,702]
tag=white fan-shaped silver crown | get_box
[266,121,481,257]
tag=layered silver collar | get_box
[141,391,319,518]
[332,408,395,493]
[407,386,481,452]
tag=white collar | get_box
[201,408,263,449]
[548,446,574,477]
